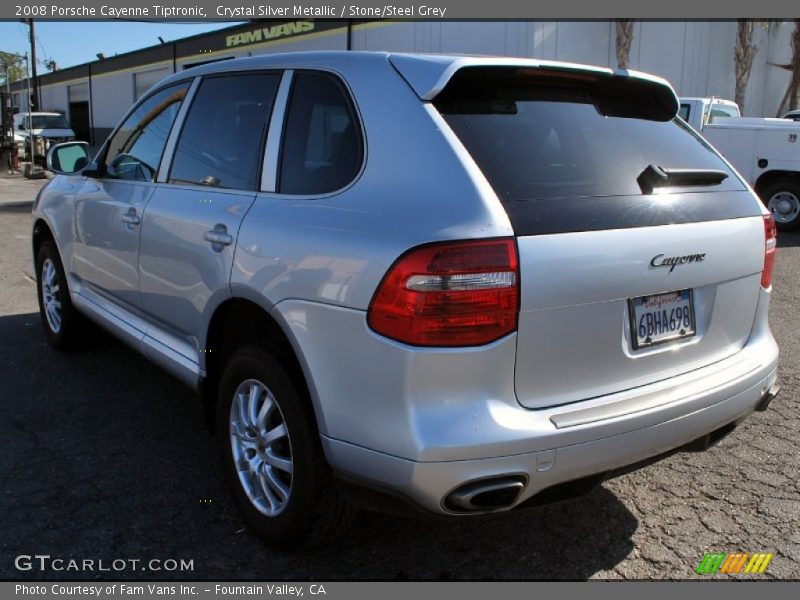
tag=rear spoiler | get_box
[389,54,679,121]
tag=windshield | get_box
[30,115,70,129]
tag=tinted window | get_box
[169,73,279,191]
[678,104,691,121]
[279,72,362,195]
[105,82,189,182]
[435,70,742,203]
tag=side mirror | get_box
[47,141,90,175]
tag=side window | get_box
[279,72,363,195]
[104,82,189,182]
[678,104,691,122]
[169,73,280,190]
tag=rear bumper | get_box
[323,364,776,514]
[275,288,778,516]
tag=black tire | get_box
[35,240,88,350]
[216,345,356,548]
[761,180,800,231]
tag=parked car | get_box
[34,52,779,547]
[680,97,800,230]
[14,111,76,162]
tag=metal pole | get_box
[88,63,94,147]
[29,19,39,111]
[24,53,32,141]
[2,61,9,173]
[24,52,37,173]
[3,57,20,174]
[7,61,14,171]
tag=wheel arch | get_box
[201,297,320,434]
[32,218,56,262]
[754,170,800,197]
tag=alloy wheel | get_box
[229,379,293,516]
[41,258,62,333]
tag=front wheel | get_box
[216,345,355,547]
[35,241,87,350]
[762,180,800,231]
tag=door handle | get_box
[121,210,140,226]
[204,229,233,246]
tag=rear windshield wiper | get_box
[637,164,728,194]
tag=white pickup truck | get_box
[680,97,800,230]
[13,112,76,164]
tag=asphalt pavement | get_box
[0,173,798,580]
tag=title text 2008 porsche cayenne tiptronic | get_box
[33,52,779,546]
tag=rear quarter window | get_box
[278,72,363,195]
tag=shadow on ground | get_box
[777,230,800,248]
[0,201,34,214]
[0,312,638,580]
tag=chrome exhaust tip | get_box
[444,476,526,513]
[756,384,780,412]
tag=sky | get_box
[0,21,244,71]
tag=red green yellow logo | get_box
[696,552,773,575]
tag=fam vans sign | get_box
[225,22,315,48]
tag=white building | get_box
[11,20,798,145]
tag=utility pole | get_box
[24,52,34,159]
[1,54,23,174]
[28,18,39,111]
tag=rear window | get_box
[435,69,743,203]
[707,104,740,123]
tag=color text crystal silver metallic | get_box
[32,52,780,546]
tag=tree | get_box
[0,51,25,86]
[776,19,800,116]
[615,20,635,69]
[734,20,759,110]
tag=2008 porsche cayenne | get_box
[33,51,779,546]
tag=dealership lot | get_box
[0,174,798,580]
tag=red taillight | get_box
[762,214,777,288]
[367,239,519,347]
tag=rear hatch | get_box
[432,66,766,409]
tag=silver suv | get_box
[34,52,780,547]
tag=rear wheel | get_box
[762,180,800,231]
[216,345,355,547]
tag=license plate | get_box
[629,289,696,349]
